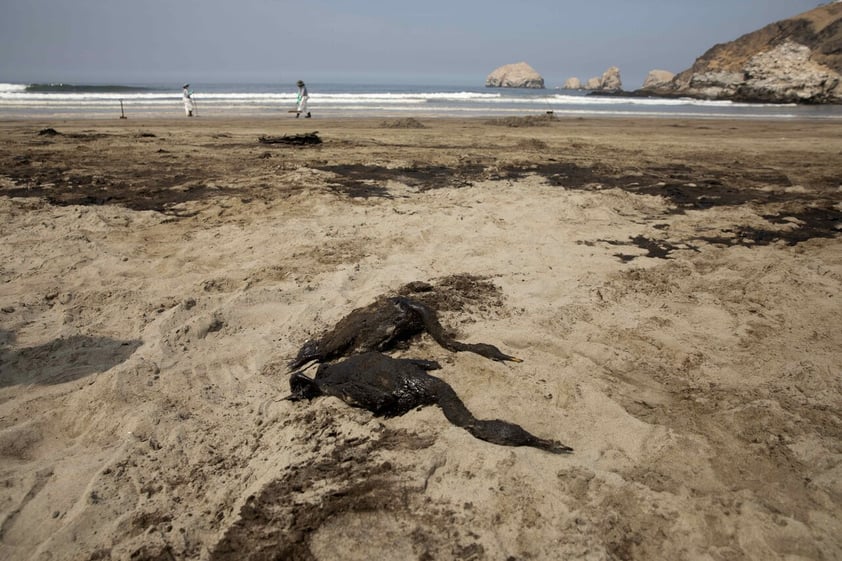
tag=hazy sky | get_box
[0,1,825,87]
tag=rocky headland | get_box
[560,4,841,104]
[642,3,842,104]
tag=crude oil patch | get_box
[3,143,838,253]
[0,151,251,216]
[696,206,842,247]
[499,162,803,213]
[590,236,700,262]
[507,162,838,256]
[207,407,471,561]
[314,164,482,198]
[0,176,244,217]
[396,274,505,314]
[589,206,840,262]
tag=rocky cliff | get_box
[644,3,842,103]
[486,62,545,89]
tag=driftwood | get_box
[258,131,322,145]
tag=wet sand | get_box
[1,116,841,560]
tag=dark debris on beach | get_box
[258,132,322,145]
[1,127,839,251]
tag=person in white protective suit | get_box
[296,80,311,118]
[182,84,195,117]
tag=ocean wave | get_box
[186,91,500,103]
[0,83,28,93]
[24,83,156,93]
[0,82,830,118]
[0,90,498,105]
[0,84,784,108]
[0,92,186,103]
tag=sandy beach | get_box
[1,115,840,560]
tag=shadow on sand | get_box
[0,330,141,387]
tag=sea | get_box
[1,81,841,120]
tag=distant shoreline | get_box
[2,109,838,122]
[3,82,839,120]
[583,88,842,106]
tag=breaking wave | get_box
[0,82,836,119]
[23,83,156,93]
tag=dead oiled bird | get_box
[287,351,571,454]
[289,295,521,369]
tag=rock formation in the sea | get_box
[643,3,842,103]
[562,77,582,90]
[583,67,623,92]
[600,66,623,91]
[642,69,675,89]
[585,77,602,90]
[485,62,545,89]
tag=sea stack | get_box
[642,69,675,89]
[584,67,623,92]
[562,77,582,90]
[486,62,545,89]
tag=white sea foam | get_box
[0,92,174,102]
[0,82,835,119]
[0,83,29,93]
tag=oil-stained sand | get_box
[0,116,840,560]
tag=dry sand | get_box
[0,115,840,560]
